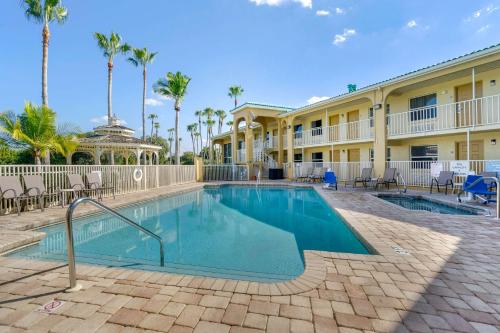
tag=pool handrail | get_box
[65,197,165,290]
[457,176,499,219]
[397,172,408,194]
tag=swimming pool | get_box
[9,186,370,282]
[378,194,478,215]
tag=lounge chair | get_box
[459,175,496,204]
[308,167,325,183]
[0,176,41,215]
[371,168,398,190]
[67,174,96,199]
[430,171,454,195]
[22,175,61,210]
[346,167,372,188]
[296,167,311,182]
[86,172,115,200]
[323,171,338,190]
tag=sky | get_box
[1,0,499,152]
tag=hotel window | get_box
[294,153,303,162]
[237,141,244,149]
[369,148,391,162]
[385,104,391,125]
[369,108,374,127]
[311,152,323,162]
[294,124,303,139]
[223,143,232,164]
[410,145,438,168]
[409,93,437,121]
[311,119,322,136]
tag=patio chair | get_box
[323,171,338,190]
[459,175,496,204]
[308,167,324,183]
[430,171,454,195]
[371,168,398,190]
[0,176,42,215]
[86,172,115,200]
[22,175,61,210]
[67,174,96,199]
[296,167,311,182]
[346,167,372,188]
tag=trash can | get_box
[269,168,284,180]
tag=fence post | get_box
[195,157,204,182]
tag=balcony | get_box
[387,94,500,138]
[293,119,374,147]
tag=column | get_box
[277,123,284,165]
[95,148,101,165]
[124,152,129,165]
[110,150,115,165]
[245,123,254,166]
[286,119,294,179]
[373,91,387,178]
[136,149,142,165]
[231,121,238,164]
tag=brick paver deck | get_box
[1,183,500,332]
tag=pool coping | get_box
[0,182,406,296]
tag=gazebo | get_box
[69,116,161,165]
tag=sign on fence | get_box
[430,162,443,178]
[450,160,470,176]
[485,161,500,173]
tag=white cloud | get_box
[90,115,127,126]
[316,10,330,16]
[307,96,330,104]
[477,24,490,33]
[407,20,417,28]
[466,4,498,21]
[333,28,356,45]
[145,98,164,107]
[249,0,312,9]
[335,7,345,14]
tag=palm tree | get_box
[154,72,191,165]
[128,48,158,141]
[194,110,203,153]
[94,32,131,125]
[228,85,244,108]
[187,123,198,155]
[215,109,227,134]
[56,134,79,164]
[226,120,234,129]
[202,108,214,155]
[154,122,160,140]
[167,128,174,164]
[205,119,216,162]
[22,0,68,107]
[194,132,201,154]
[147,113,158,141]
[0,102,59,165]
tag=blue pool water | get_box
[378,195,476,215]
[10,186,369,282]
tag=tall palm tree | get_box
[154,122,160,139]
[194,110,203,153]
[94,32,131,125]
[204,119,216,162]
[128,48,158,141]
[154,72,191,165]
[226,120,234,129]
[194,132,201,154]
[202,108,214,155]
[22,0,68,107]
[56,134,79,164]
[187,123,198,155]
[167,128,174,164]
[215,109,227,134]
[0,102,59,165]
[228,85,244,108]
[147,113,158,141]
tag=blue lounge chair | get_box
[460,175,497,204]
[323,171,337,190]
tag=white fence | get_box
[387,160,499,187]
[203,165,249,181]
[0,164,196,211]
[293,161,373,181]
[294,119,374,147]
[387,94,500,137]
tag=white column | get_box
[110,150,115,165]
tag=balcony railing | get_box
[293,119,374,147]
[387,94,500,137]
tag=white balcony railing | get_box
[236,149,246,163]
[293,161,373,181]
[293,119,374,147]
[387,94,500,137]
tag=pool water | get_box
[9,186,369,282]
[378,195,475,215]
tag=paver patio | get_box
[0,182,500,332]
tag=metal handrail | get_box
[457,176,499,219]
[397,172,407,194]
[65,197,165,290]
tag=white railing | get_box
[294,119,374,147]
[0,164,196,213]
[237,149,246,163]
[387,94,500,137]
[387,160,499,187]
[293,161,373,181]
[203,164,249,181]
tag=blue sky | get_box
[1,0,499,152]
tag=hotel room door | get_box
[347,110,359,140]
[455,82,482,127]
[329,115,340,141]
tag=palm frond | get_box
[22,0,43,22]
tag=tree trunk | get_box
[42,24,49,106]
[191,133,196,155]
[142,66,147,141]
[107,60,113,125]
[198,118,203,153]
[175,106,180,165]
[34,150,41,165]
[234,98,237,108]
[150,119,154,141]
